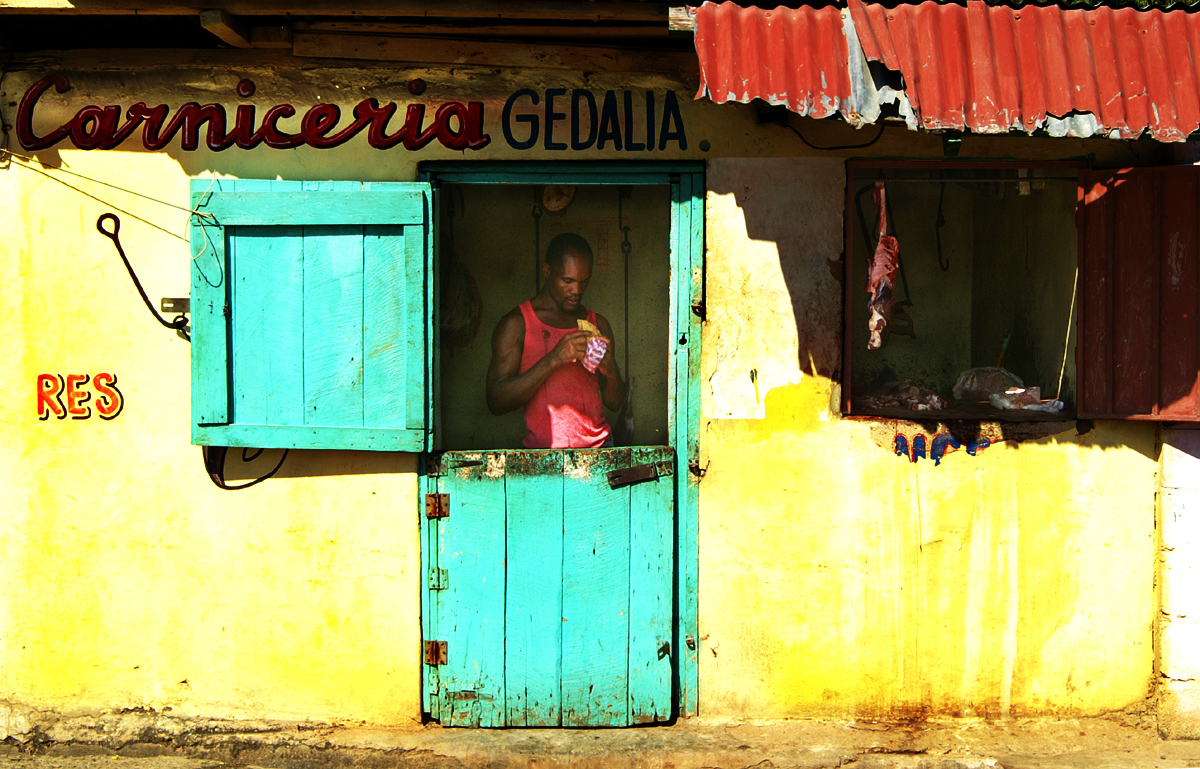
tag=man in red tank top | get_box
[486,233,626,448]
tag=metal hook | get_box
[97,212,121,240]
[96,212,190,340]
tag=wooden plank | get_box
[293,32,690,75]
[302,224,365,427]
[193,422,425,450]
[249,25,292,48]
[0,1,671,20]
[680,170,704,718]
[561,448,631,727]
[295,20,669,38]
[404,223,428,431]
[1157,168,1200,417]
[201,191,427,226]
[1111,171,1157,415]
[200,8,253,48]
[504,451,565,727]
[190,209,229,428]
[363,225,410,431]
[436,452,507,727]
[626,445,674,724]
[230,225,305,426]
[420,465,441,721]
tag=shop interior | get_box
[849,166,1080,420]
[436,183,671,449]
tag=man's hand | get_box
[549,330,592,368]
[595,335,618,378]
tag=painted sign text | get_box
[38,373,124,420]
[17,76,688,154]
[18,76,490,153]
[501,88,687,151]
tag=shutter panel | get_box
[189,180,431,450]
[1079,167,1200,420]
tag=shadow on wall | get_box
[706,157,846,385]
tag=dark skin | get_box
[486,249,626,416]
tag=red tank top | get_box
[518,300,610,449]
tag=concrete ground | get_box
[4,716,1200,769]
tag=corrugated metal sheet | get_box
[1079,166,1200,420]
[692,3,860,122]
[694,0,1200,141]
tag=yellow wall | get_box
[699,158,1156,719]
[0,64,1161,726]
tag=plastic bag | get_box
[989,387,1065,413]
[952,367,1024,401]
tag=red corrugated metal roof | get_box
[694,0,1200,141]
[692,2,856,120]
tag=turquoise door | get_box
[424,447,674,726]
[419,163,703,727]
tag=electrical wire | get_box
[2,147,215,221]
[203,445,290,491]
[1,148,217,242]
[784,121,886,152]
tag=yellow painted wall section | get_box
[0,65,1164,726]
[0,148,422,724]
[698,158,1156,720]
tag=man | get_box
[486,233,626,449]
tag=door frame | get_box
[417,161,704,722]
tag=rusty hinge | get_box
[425,493,449,519]
[424,640,447,666]
[607,460,673,489]
[429,567,448,591]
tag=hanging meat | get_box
[865,182,900,350]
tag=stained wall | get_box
[0,62,1163,727]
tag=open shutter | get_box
[1079,167,1200,420]
[189,180,431,451]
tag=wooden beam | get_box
[250,25,292,48]
[294,20,668,39]
[3,47,698,88]
[200,9,253,48]
[292,31,691,75]
[0,1,670,20]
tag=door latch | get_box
[607,460,673,489]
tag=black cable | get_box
[203,446,290,491]
[96,213,191,340]
[785,121,886,152]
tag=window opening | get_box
[437,182,670,449]
[845,163,1081,421]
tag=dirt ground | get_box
[4,713,1200,769]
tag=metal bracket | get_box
[425,493,449,519]
[424,640,447,666]
[161,297,190,313]
[429,567,448,591]
[607,460,673,489]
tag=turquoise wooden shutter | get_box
[189,180,431,452]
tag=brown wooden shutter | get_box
[1079,167,1200,420]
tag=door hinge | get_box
[424,640,447,666]
[425,493,449,519]
[429,567,448,591]
[607,460,673,489]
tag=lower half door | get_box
[423,447,675,727]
